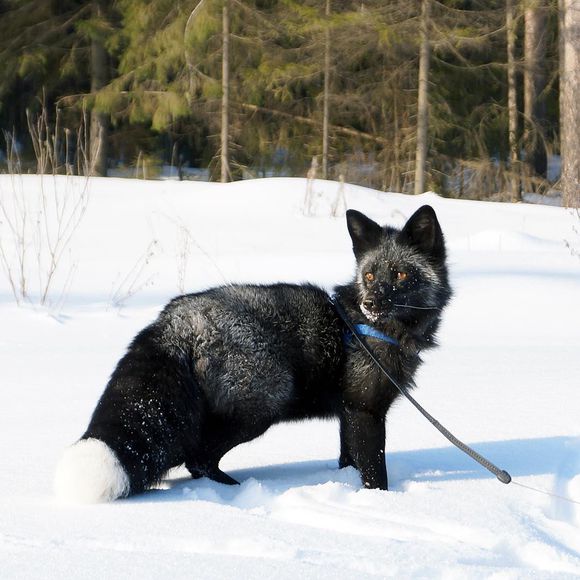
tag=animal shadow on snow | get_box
[129,436,575,505]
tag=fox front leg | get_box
[339,406,388,490]
[339,415,355,469]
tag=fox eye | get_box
[396,271,408,282]
[364,272,375,282]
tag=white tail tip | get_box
[54,438,130,503]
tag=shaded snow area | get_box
[1,175,579,578]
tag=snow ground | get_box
[1,175,579,578]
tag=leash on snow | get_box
[511,481,580,506]
[332,296,580,508]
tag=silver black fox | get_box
[55,205,451,502]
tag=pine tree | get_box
[0,0,565,200]
[0,0,116,174]
[0,1,87,151]
[559,0,580,208]
[415,0,431,195]
[88,0,112,176]
[506,0,520,200]
[322,0,331,180]
[220,0,230,182]
[523,0,548,181]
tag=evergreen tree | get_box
[0,0,566,199]
[0,1,87,152]
[559,0,580,208]
[523,0,548,182]
[0,0,117,173]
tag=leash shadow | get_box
[388,435,575,485]
[130,435,575,504]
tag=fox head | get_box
[346,205,450,326]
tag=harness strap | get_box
[344,324,399,347]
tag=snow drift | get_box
[1,175,579,578]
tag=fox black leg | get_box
[186,459,240,486]
[182,428,240,486]
[183,413,273,487]
[339,422,355,469]
[340,406,388,490]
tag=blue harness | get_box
[343,323,399,348]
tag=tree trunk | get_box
[89,0,108,177]
[414,0,431,195]
[322,0,331,180]
[559,0,580,207]
[392,84,401,192]
[506,0,520,201]
[523,0,547,180]
[221,0,230,183]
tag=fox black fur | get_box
[54,205,451,502]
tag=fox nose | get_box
[363,298,376,311]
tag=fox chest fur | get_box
[341,334,421,414]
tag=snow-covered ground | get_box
[1,175,579,578]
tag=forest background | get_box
[0,0,579,206]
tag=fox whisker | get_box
[393,303,439,311]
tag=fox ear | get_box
[346,209,382,259]
[400,205,445,259]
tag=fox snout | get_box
[360,291,390,322]
[362,296,378,312]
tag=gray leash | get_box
[333,296,580,508]
[332,295,512,485]
[510,480,580,506]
